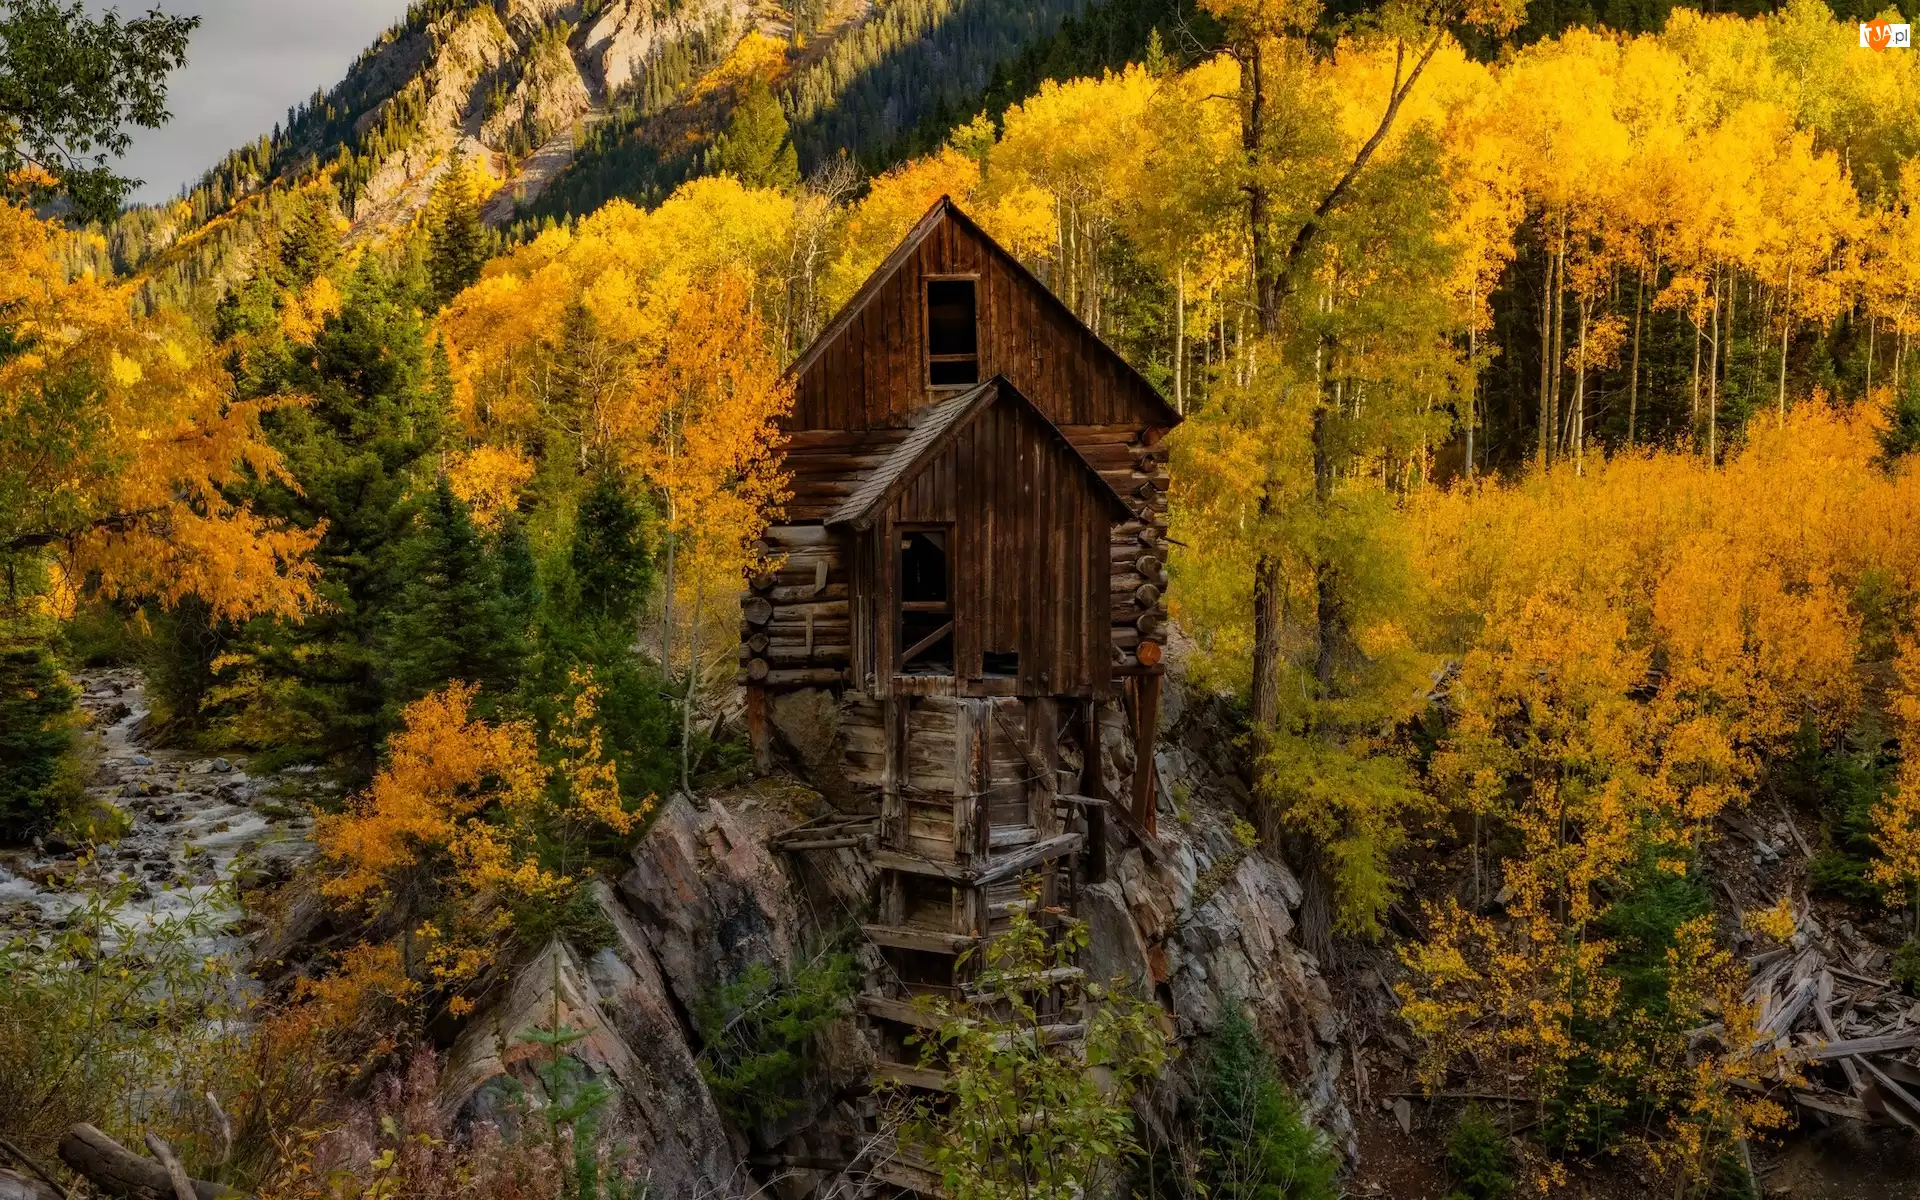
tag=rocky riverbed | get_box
[0,667,320,959]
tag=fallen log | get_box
[56,1125,234,1200]
[1791,1091,1875,1123]
[0,1169,60,1200]
[1783,1031,1920,1063]
[144,1135,196,1200]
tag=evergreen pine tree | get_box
[0,638,79,841]
[228,256,451,777]
[1886,376,1920,460]
[713,78,800,191]
[427,153,490,308]
[498,511,542,633]
[524,472,673,800]
[277,188,340,288]
[1195,1007,1341,1200]
[385,475,528,713]
[570,472,653,625]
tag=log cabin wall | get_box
[862,390,1115,699]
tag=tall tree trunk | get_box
[1175,260,1187,415]
[1778,261,1792,421]
[1312,401,1339,696]
[1245,40,1279,335]
[660,510,677,677]
[680,582,702,793]
[1708,269,1722,463]
[1629,268,1644,446]
[1691,313,1702,440]
[1869,312,1877,396]
[1543,239,1559,458]
[1250,533,1282,731]
[1539,239,1553,467]
[1466,279,1478,478]
[1574,296,1588,476]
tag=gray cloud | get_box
[94,0,413,204]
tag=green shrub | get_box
[0,633,84,842]
[1443,1106,1513,1200]
[1195,1006,1340,1200]
[694,945,856,1127]
[1780,723,1890,908]
[1894,941,1920,997]
[0,885,245,1166]
[900,903,1170,1200]
[60,600,140,666]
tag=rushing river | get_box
[0,667,320,959]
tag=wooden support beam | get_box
[1784,1032,1920,1063]
[899,621,954,668]
[1793,1091,1876,1122]
[862,923,976,954]
[1130,674,1161,838]
[876,1061,950,1092]
[859,993,945,1028]
[873,848,971,882]
[1080,699,1107,882]
[974,833,1084,886]
[966,966,1086,1002]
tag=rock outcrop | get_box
[436,651,1352,1191]
[340,0,752,233]
[441,783,877,1196]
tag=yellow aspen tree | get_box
[606,273,793,790]
[0,201,320,622]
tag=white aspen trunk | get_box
[1575,297,1588,477]
[1550,242,1565,460]
[681,581,702,793]
[1708,270,1722,464]
[1175,261,1187,415]
[1629,267,1644,447]
[1691,315,1702,437]
[660,493,679,682]
[1778,261,1792,421]
[1543,240,1559,466]
[1466,279,1478,478]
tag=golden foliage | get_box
[0,201,320,620]
[445,444,536,530]
[318,675,645,911]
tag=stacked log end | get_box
[737,526,853,690]
[1110,435,1171,671]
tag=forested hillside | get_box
[14,0,1920,1196]
[82,0,1204,318]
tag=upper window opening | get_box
[899,528,953,674]
[983,650,1019,678]
[901,530,949,605]
[926,279,979,388]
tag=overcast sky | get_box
[98,0,413,204]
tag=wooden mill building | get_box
[739,197,1178,1149]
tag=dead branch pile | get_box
[1743,939,1920,1127]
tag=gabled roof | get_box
[825,376,1137,530]
[790,196,1183,430]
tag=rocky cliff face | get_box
[436,665,1351,1194]
[339,0,751,232]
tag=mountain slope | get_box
[96,0,751,307]
[520,0,1204,223]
